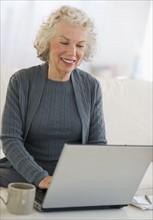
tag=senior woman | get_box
[0,5,107,189]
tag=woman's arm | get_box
[88,81,107,145]
[1,73,48,186]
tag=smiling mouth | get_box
[61,58,76,64]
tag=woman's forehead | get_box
[54,20,87,41]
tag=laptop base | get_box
[34,203,128,212]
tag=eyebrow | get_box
[59,35,86,43]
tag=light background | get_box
[1,0,152,81]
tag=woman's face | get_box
[48,20,87,79]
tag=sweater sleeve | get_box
[88,80,107,145]
[1,73,48,186]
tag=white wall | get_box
[89,1,151,78]
[141,6,152,82]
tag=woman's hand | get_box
[38,175,52,189]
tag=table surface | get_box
[1,197,152,220]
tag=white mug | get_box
[0,182,36,215]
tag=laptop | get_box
[34,144,152,212]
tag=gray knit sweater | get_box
[1,63,107,186]
[26,78,82,171]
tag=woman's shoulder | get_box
[12,63,45,79]
[10,63,47,86]
[73,68,100,87]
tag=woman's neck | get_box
[48,65,71,82]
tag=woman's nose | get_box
[66,45,76,56]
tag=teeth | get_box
[62,58,74,64]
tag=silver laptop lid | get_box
[42,144,152,209]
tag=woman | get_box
[0,5,107,189]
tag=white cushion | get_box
[99,78,152,145]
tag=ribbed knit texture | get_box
[26,78,82,172]
[1,63,107,186]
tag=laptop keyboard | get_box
[35,188,47,203]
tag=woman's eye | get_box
[60,42,68,45]
[77,45,84,48]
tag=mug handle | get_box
[0,190,8,205]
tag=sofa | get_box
[0,65,152,193]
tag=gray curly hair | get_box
[34,5,97,62]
